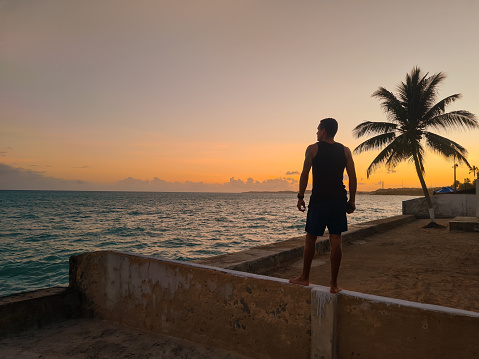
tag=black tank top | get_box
[310,141,347,203]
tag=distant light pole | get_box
[453,162,458,193]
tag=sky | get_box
[1,0,479,192]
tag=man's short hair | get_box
[319,118,338,137]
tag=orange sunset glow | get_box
[1,0,478,192]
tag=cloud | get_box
[223,177,298,192]
[0,163,98,191]
[0,147,14,157]
[0,164,297,192]
[113,176,297,192]
[28,164,52,168]
[285,171,299,175]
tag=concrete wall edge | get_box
[78,251,479,319]
[339,289,479,318]
[91,250,293,285]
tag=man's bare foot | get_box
[330,286,342,293]
[289,276,309,286]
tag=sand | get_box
[266,218,479,312]
[0,318,253,359]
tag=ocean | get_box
[0,191,418,297]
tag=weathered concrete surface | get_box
[449,216,479,232]
[194,215,415,275]
[193,236,312,272]
[0,318,253,359]
[0,287,80,338]
[403,194,476,218]
[69,246,479,359]
[477,180,479,217]
[342,215,415,243]
[70,251,312,359]
[336,291,479,359]
[311,287,337,359]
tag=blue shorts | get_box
[305,199,348,236]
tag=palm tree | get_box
[469,165,479,179]
[353,67,478,227]
[470,165,479,187]
[463,178,471,190]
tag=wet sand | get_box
[266,218,479,312]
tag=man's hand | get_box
[297,199,306,212]
[346,200,356,214]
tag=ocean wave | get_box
[104,226,146,236]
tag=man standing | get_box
[289,118,357,293]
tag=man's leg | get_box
[289,232,317,286]
[329,233,342,293]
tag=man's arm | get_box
[297,145,314,212]
[344,146,357,213]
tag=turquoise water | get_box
[0,191,417,297]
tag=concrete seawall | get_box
[0,287,81,338]
[70,251,312,359]
[335,291,479,358]
[194,215,416,274]
[69,251,479,359]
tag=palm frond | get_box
[353,132,396,154]
[424,132,470,167]
[422,94,461,121]
[398,67,427,105]
[385,135,413,169]
[397,68,432,123]
[366,146,395,178]
[371,87,406,123]
[352,121,397,138]
[424,111,479,131]
[421,72,446,110]
[365,135,409,177]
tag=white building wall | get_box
[402,194,476,218]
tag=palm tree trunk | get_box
[412,153,436,223]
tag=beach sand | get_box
[266,218,479,313]
[0,318,253,359]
